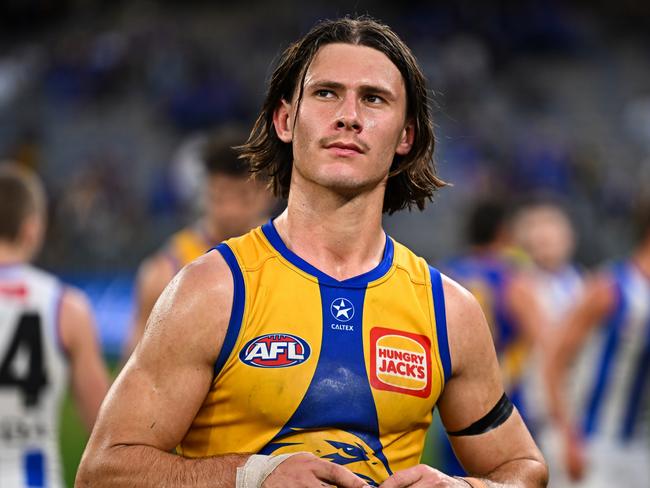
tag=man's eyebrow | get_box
[306,80,397,100]
[358,84,396,100]
[306,80,345,91]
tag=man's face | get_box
[276,43,413,198]
[517,206,575,271]
[204,174,271,239]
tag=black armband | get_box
[446,393,514,436]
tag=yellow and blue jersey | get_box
[177,221,451,486]
[163,226,213,272]
[440,251,530,477]
[444,252,529,397]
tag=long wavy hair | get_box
[238,16,447,214]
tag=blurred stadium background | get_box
[1,0,650,485]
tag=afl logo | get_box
[239,333,311,368]
[330,298,354,322]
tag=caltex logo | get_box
[330,298,354,322]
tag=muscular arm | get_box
[439,277,547,487]
[544,274,614,430]
[381,277,547,488]
[122,253,175,361]
[59,287,110,432]
[76,252,366,488]
[542,274,614,479]
[76,252,239,487]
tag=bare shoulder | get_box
[576,270,617,317]
[58,285,96,352]
[584,271,616,298]
[436,274,502,430]
[59,285,93,318]
[440,274,492,369]
[153,249,233,317]
[82,250,236,459]
[134,249,234,368]
[136,251,176,293]
[508,269,537,295]
[504,268,548,316]
[440,274,485,324]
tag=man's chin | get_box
[323,173,386,194]
[328,182,384,202]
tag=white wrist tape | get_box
[236,453,302,488]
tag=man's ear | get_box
[395,120,415,156]
[273,99,293,143]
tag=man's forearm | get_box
[75,444,250,488]
[464,457,548,488]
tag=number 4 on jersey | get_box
[0,313,48,407]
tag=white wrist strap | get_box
[236,453,301,488]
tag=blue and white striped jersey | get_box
[0,264,67,488]
[583,261,650,442]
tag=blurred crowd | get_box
[1,2,649,486]
[0,1,649,275]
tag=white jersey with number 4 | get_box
[0,264,68,488]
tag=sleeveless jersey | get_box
[582,261,650,443]
[163,225,213,272]
[0,264,67,488]
[522,265,585,433]
[530,265,583,325]
[177,222,451,486]
[444,252,528,399]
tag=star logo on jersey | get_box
[331,298,354,322]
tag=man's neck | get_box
[0,242,27,266]
[471,242,506,257]
[274,183,387,281]
[197,218,221,245]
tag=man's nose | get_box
[334,95,362,132]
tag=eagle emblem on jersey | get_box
[264,428,390,486]
[370,327,432,398]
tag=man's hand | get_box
[379,465,468,488]
[263,453,370,488]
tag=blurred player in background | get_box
[0,164,109,487]
[513,200,585,486]
[513,201,582,323]
[77,17,546,488]
[123,127,274,358]
[445,198,547,420]
[440,198,548,476]
[545,199,650,487]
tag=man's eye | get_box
[365,95,383,104]
[315,89,334,98]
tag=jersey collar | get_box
[261,219,394,288]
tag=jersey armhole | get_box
[212,243,246,378]
[429,266,452,383]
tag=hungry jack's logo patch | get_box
[370,327,431,398]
